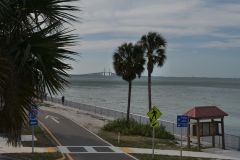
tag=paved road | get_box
[39,110,137,160]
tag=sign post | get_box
[152,127,154,158]
[29,105,38,153]
[180,127,182,159]
[177,115,189,160]
[147,106,162,159]
[32,125,34,153]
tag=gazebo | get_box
[184,106,228,150]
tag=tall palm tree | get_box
[0,0,79,145]
[138,32,167,111]
[113,43,145,122]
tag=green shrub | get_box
[103,118,174,139]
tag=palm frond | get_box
[0,0,79,145]
[139,32,167,73]
[113,43,145,82]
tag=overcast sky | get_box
[68,0,240,78]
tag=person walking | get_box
[61,96,65,105]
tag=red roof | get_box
[184,106,228,119]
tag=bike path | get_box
[39,110,137,160]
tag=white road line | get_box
[51,117,60,123]
[57,146,123,154]
[45,115,60,124]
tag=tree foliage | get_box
[113,43,145,82]
[138,32,167,111]
[113,43,145,121]
[139,32,167,74]
[0,0,79,145]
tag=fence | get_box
[46,97,240,151]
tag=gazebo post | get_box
[187,118,190,149]
[211,119,215,148]
[221,117,225,149]
[184,106,228,151]
[197,119,200,151]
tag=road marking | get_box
[46,110,139,160]
[38,120,73,160]
[58,146,123,154]
[45,115,60,124]
[41,109,138,160]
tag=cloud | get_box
[74,0,240,37]
[200,39,240,49]
[66,0,240,53]
[80,39,127,51]
[65,0,240,77]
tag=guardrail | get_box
[46,97,240,151]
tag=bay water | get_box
[58,75,240,136]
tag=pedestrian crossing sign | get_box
[150,121,159,128]
[147,106,162,122]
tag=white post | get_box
[152,127,155,158]
[118,132,120,144]
[180,127,182,160]
[32,126,34,153]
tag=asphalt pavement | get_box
[38,110,137,160]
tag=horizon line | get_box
[69,73,240,79]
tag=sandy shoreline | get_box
[40,101,113,134]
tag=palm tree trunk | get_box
[127,80,132,122]
[148,71,152,111]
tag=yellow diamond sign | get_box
[150,121,159,128]
[147,106,162,122]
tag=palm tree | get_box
[113,43,145,122]
[0,0,79,145]
[138,32,167,111]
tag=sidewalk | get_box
[0,146,57,153]
[0,137,57,154]
[119,147,240,160]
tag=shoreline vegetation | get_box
[102,118,174,139]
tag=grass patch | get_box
[133,154,216,160]
[98,130,178,150]
[98,130,204,151]
[21,125,56,147]
[103,118,174,139]
[4,153,64,160]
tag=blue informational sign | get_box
[29,112,36,119]
[29,105,38,127]
[29,119,38,126]
[177,115,188,128]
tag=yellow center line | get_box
[39,120,74,160]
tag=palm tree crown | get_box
[138,32,167,111]
[113,43,145,82]
[139,32,167,73]
[113,43,145,121]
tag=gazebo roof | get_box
[184,106,228,119]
